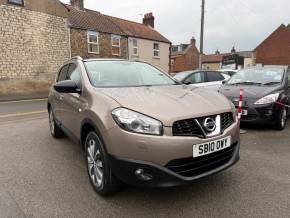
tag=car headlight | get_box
[112,108,163,135]
[254,93,279,105]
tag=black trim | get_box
[108,141,240,188]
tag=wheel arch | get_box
[80,118,105,151]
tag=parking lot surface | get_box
[0,107,290,217]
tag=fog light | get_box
[135,168,153,181]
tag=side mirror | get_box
[183,81,191,85]
[54,80,81,94]
[222,78,230,85]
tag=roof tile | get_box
[106,15,170,43]
[67,5,125,35]
[66,5,170,43]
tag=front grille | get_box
[165,142,238,177]
[221,113,234,131]
[241,114,258,121]
[172,112,234,137]
[172,118,204,137]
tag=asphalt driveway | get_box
[0,100,289,218]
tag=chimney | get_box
[143,13,155,28]
[70,0,84,10]
[190,36,196,45]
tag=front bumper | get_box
[239,103,282,124]
[108,141,240,187]
[102,121,240,187]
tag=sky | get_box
[60,0,290,54]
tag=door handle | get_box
[59,95,64,101]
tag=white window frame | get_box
[111,35,121,56]
[153,42,160,58]
[87,31,99,54]
[132,38,139,56]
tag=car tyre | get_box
[48,107,64,138]
[85,131,121,196]
[275,107,287,130]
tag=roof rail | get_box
[71,56,83,61]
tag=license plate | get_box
[193,136,231,158]
[241,110,248,116]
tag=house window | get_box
[111,35,121,56]
[8,0,24,6]
[132,39,138,56]
[153,42,160,58]
[87,31,99,54]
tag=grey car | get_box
[174,70,231,91]
[219,66,290,130]
[48,57,240,195]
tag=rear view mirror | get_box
[54,80,81,94]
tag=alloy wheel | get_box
[87,138,104,188]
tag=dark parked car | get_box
[219,66,290,130]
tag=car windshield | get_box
[228,68,284,86]
[173,71,192,81]
[84,61,177,87]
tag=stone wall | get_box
[0,4,70,82]
[70,28,128,59]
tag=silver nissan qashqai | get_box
[48,56,240,196]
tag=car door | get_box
[204,71,227,91]
[52,64,69,122]
[184,71,206,88]
[61,63,87,137]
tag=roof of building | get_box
[66,5,124,35]
[202,51,254,63]
[171,44,191,56]
[66,4,170,43]
[106,15,170,43]
[202,54,223,63]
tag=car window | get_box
[184,72,205,84]
[207,71,224,82]
[228,68,284,85]
[67,63,82,88]
[84,61,176,87]
[57,65,69,82]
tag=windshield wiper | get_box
[263,81,281,86]
[230,82,262,86]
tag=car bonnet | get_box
[98,85,232,126]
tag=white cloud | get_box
[60,0,290,53]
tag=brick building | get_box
[0,0,70,82]
[202,49,255,70]
[170,37,199,73]
[66,0,171,72]
[255,24,290,66]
